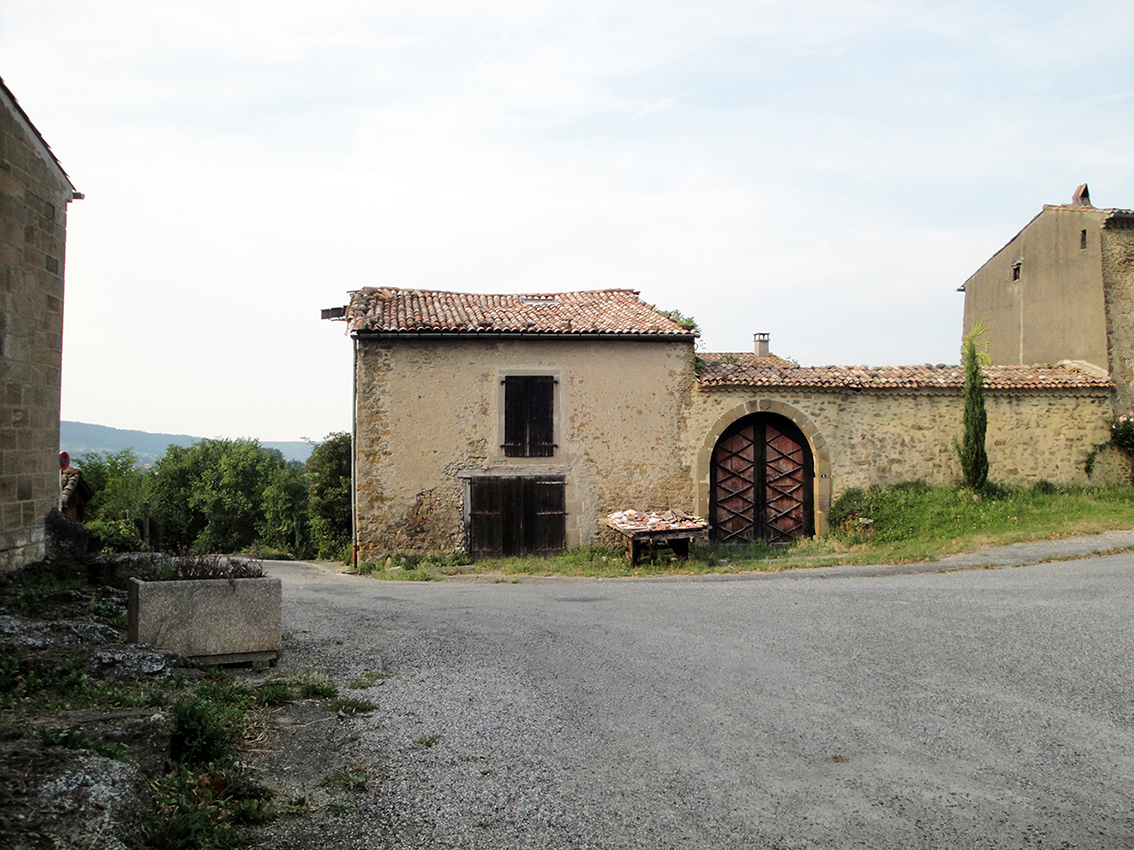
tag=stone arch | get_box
[695,399,831,537]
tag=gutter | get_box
[350,331,697,342]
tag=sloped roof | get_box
[0,76,76,193]
[698,358,1112,391]
[346,288,697,337]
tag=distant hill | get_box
[60,421,314,466]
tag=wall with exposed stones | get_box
[1101,223,1134,414]
[353,336,697,560]
[686,385,1114,536]
[0,88,75,571]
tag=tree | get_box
[150,438,286,553]
[76,448,149,524]
[260,463,312,557]
[307,432,352,559]
[956,326,990,490]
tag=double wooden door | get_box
[468,476,566,557]
[711,414,813,544]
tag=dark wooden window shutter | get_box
[503,376,555,457]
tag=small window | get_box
[1080,229,1088,250]
[1011,262,1022,281]
[503,375,555,457]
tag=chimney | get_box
[754,333,770,357]
[1072,183,1092,208]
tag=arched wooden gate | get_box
[711,413,814,544]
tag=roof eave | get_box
[351,329,697,342]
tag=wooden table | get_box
[603,514,710,566]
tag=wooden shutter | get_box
[503,376,555,457]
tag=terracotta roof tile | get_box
[698,358,1112,391]
[346,288,697,337]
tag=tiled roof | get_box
[346,288,697,337]
[698,358,1112,391]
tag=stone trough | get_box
[127,575,281,667]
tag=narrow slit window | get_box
[1080,229,1088,250]
[1011,262,1022,281]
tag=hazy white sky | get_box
[4,1,1133,441]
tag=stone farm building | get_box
[962,184,1134,413]
[335,280,1114,562]
[0,79,81,571]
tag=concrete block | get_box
[128,576,281,666]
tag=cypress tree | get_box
[957,333,989,490]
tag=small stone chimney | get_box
[1072,183,1092,208]
[754,333,770,357]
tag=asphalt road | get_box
[263,545,1134,849]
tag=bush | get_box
[87,518,145,554]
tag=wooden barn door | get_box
[711,415,813,544]
[468,476,566,557]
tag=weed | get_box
[35,725,128,761]
[329,697,376,716]
[320,766,370,792]
[414,734,441,748]
[143,766,275,848]
[326,801,358,815]
[349,668,395,689]
[285,794,314,814]
[254,679,292,707]
[295,670,338,699]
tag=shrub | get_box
[87,518,145,554]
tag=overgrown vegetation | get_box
[136,553,266,582]
[349,483,1134,580]
[0,563,359,849]
[76,432,351,560]
[660,308,699,333]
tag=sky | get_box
[3,1,1133,442]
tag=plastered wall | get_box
[354,328,1113,556]
[353,336,697,560]
[962,206,1111,370]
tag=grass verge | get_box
[352,483,1134,580]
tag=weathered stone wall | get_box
[353,336,697,560]
[1101,223,1134,415]
[687,385,1113,534]
[0,92,74,571]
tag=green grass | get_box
[351,484,1134,580]
[349,668,396,689]
[320,766,370,792]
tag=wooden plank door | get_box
[469,476,566,557]
[711,415,812,544]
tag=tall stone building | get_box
[0,79,81,571]
[961,184,1134,411]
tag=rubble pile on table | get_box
[606,508,709,533]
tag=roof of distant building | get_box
[345,288,698,338]
[697,357,1112,391]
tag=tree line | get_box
[75,432,351,560]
